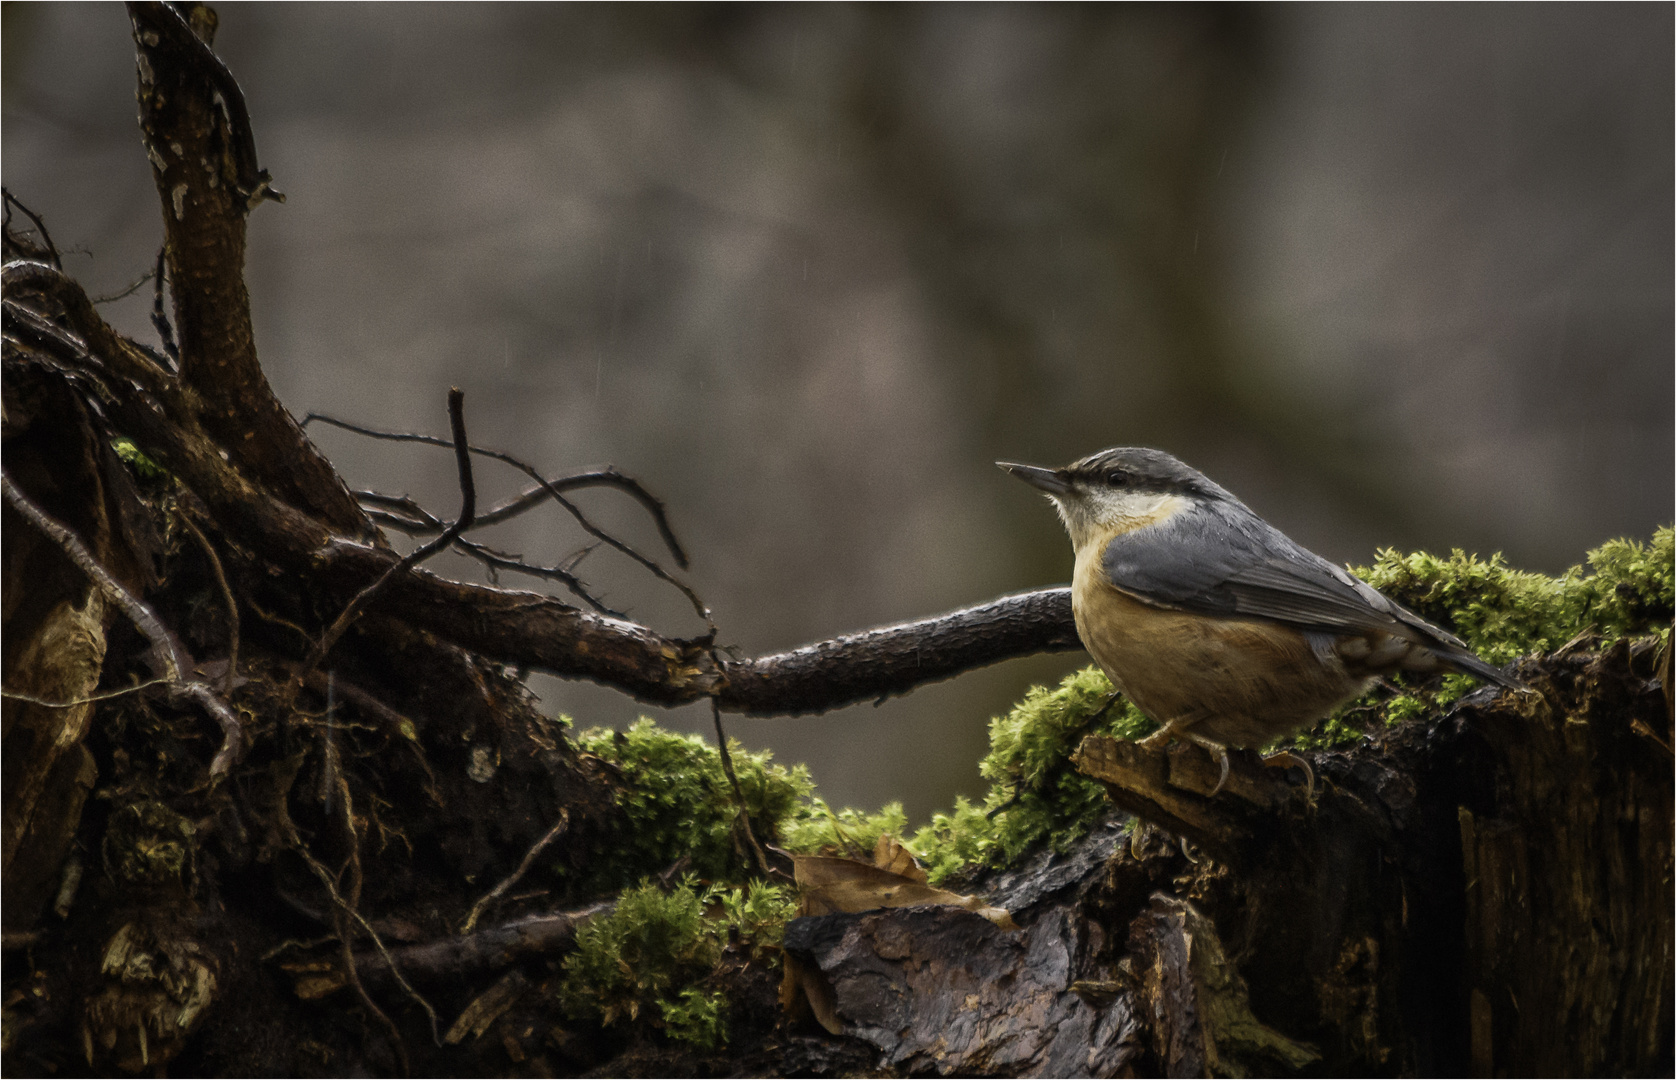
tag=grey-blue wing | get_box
[1100,501,1514,684]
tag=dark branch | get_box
[126,3,365,535]
[8,267,1082,718]
[3,188,62,269]
[356,904,610,986]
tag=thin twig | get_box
[284,778,440,1060]
[303,414,700,613]
[89,269,155,305]
[370,473,688,563]
[295,388,475,687]
[2,188,61,269]
[1,678,171,708]
[313,416,687,567]
[2,470,242,775]
[460,809,570,935]
[711,700,772,878]
[361,494,611,611]
[179,514,240,696]
[333,908,409,1076]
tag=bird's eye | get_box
[1106,470,1130,487]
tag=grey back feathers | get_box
[1086,448,1519,689]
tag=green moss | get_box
[658,988,728,1051]
[914,667,1150,881]
[1355,526,1673,664]
[110,436,166,482]
[779,799,908,858]
[573,719,813,889]
[775,667,1153,885]
[557,878,794,1049]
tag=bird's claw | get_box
[1260,750,1315,799]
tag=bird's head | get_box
[997,447,1232,550]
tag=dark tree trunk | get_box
[2,7,1669,1077]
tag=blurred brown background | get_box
[5,3,1671,822]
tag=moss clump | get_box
[557,878,795,1050]
[910,666,1150,883]
[1295,526,1674,749]
[574,719,813,890]
[781,667,1151,885]
[1358,526,1673,664]
[779,800,909,858]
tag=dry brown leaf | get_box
[872,833,928,883]
[443,969,527,1045]
[792,854,1017,930]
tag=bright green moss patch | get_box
[779,799,909,858]
[907,666,1150,883]
[775,667,1152,884]
[110,436,166,482]
[573,719,813,891]
[1356,526,1673,664]
[557,878,794,1050]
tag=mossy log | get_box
[2,6,1671,1077]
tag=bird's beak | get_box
[997,461,1072,496]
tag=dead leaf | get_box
[872,834,927,883]
[444,969,527,1045]
[792,855,1017,930]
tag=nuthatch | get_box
[999,447,1520,792]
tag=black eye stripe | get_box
[1106,470,1130,486]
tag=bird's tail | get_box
[1441,644,1526,691]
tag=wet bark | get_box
[1,7,1670,1077]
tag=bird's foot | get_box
[1260,750,1315,799]
[1136,725,1174,751]
[1136,723,1232,795]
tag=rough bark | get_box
[1,8,1669,1078]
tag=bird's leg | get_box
[1260,750,1315,799]
[1137,719,1232,796]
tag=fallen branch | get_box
[356,904,610,986]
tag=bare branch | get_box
[355,904,611,986]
